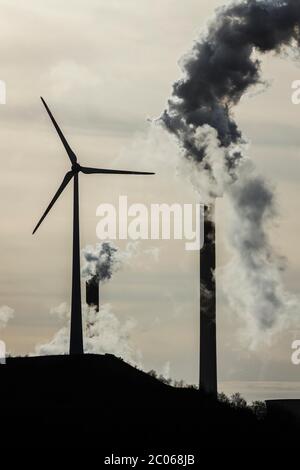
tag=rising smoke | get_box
[82,242,119,284]
[36,241,158,361]
[162,0,300,177]
[0,305,14,330]
[82,241,159,284]
[35,303,141,366]
[161,0,300,341]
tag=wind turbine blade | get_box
[40,97,77,165]
[81,166,155,175]
[32,171,74,234]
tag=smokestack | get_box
[200,204,217,396]
[86,277,99,312]
[83,242,119,313]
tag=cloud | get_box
[0,306,14,329]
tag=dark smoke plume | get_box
[82,241,158,285]
[162,0,300,182]
[82,242,118,284]
[161,0,300,340]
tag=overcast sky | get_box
[0,0,300,401]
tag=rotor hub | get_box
[72,163,81,173]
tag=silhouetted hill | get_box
[0,354,298,450]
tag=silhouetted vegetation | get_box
[218,392,267,419]
[148,370,267,420]
[147,369,197,389]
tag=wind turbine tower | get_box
[33,97,154,355]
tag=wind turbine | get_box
[33,97,154,355]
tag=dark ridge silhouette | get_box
[0,354,299,450]
[33,98,154,355]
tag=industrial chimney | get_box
[86,277,99,312]
[200,204,217,397]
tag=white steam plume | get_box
[0,305,14,329]
[35,303,141,366]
